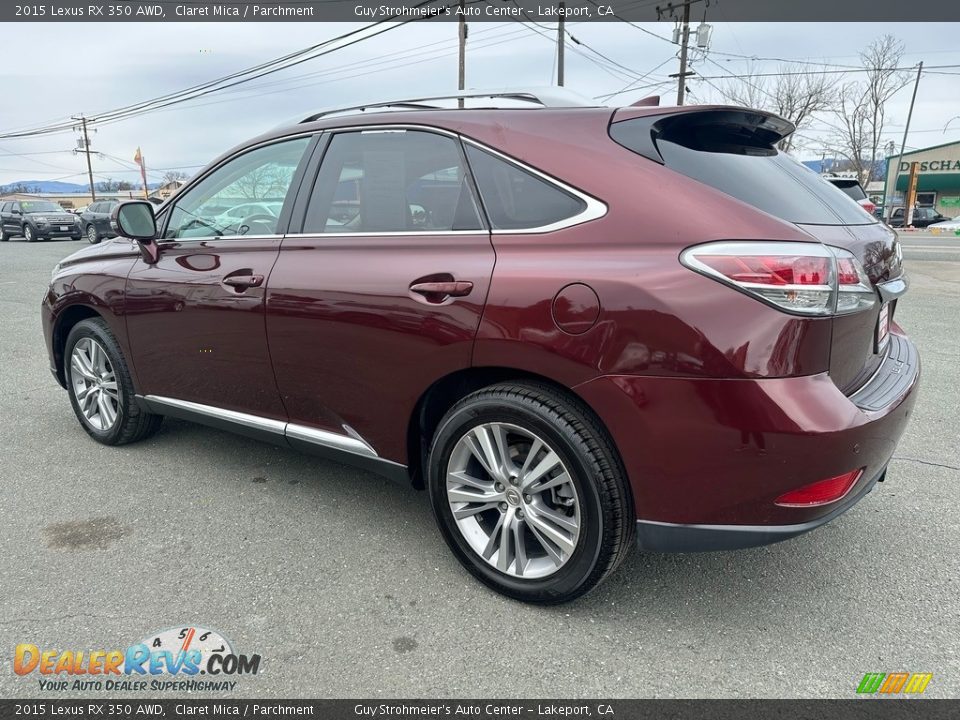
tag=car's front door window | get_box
[165,136,311,240]
[302,129,483,234]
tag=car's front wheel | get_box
[23,224,35,242]
[86,225,100,244]
[64,318,163,445]
[427,382,634,604]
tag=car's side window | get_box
[164,136,311,240]
[302,129,483,234]
[0,203,9,213]
[464,144,587,231]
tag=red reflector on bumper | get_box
[774,469,863,507]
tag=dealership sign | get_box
[898,160,960,172]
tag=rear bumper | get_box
[636,466,885,551]
[574,330,920,531]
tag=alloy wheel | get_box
[87,226,98,244]
[445,422,581,579]
[70,337,121,431]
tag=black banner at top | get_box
[4,0,960,22]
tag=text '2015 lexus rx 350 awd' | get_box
[42,90,919,603]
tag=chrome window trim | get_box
[140,394,396,464]
[157,234,284,245]
[460,137,607,234]
[297,123,607,236]
[283,230,488,239]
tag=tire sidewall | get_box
[87,225,99,244]
[23,224,34,242]
[64,321,129,444]
[428,396,605,602]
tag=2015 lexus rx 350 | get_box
[41,92,919,603]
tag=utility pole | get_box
[890,61,923,223]
[457,0,466,108]
[557,1,565,87]
[73,115,97,202]
[675,1,691,105]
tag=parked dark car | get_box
[887,207,949,228]
[823,176,876,217]
[41,92,919,603]
[0,200,81,242]
[79,200,120,244]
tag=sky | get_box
[1,21,958,187]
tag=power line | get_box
[689,63,959,80]
[0,5,449,141]
[595,57,675,100]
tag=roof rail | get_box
[289,87,596,125]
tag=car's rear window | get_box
[830,180,867,202]
[611,117,876,226]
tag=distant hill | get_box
[0,179,162,193]
[1,180,89,193]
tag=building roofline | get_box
[890,139,960,159]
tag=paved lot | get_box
[0,233,958,699]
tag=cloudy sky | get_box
[1,21,958,187]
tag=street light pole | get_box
[890,61,923,223]
[457,0,466,108]
[74,115,97,202]
[675,1,691,105]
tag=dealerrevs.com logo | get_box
[15,626,261,692]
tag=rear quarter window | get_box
[464,145,586,230]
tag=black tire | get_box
[64,317,162,445]
[86,225,100,244]
[0,225,6,241]
[427,381,634,604]
[23,224,35,242]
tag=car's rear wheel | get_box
[0,225,7,241]
[427,382,634,604]
[86,225,100,244]
[64,318,162,445]
[23,225,35,242]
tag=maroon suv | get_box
[41,92,919,603]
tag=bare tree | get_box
[720,63,836,153]
[162,170,189,185]
[95,178,133,192]
[829,35,912,182]
[229,165,294,201]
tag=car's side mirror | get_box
[113,200,160,264]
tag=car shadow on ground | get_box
[116,416,902,623]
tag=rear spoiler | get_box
[609,107,796,164]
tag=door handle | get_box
[409,280,474,301]
[222,274,264,289]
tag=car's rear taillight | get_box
[680,241,876,316]
[774,469,863,507]
[858,198,877,216]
